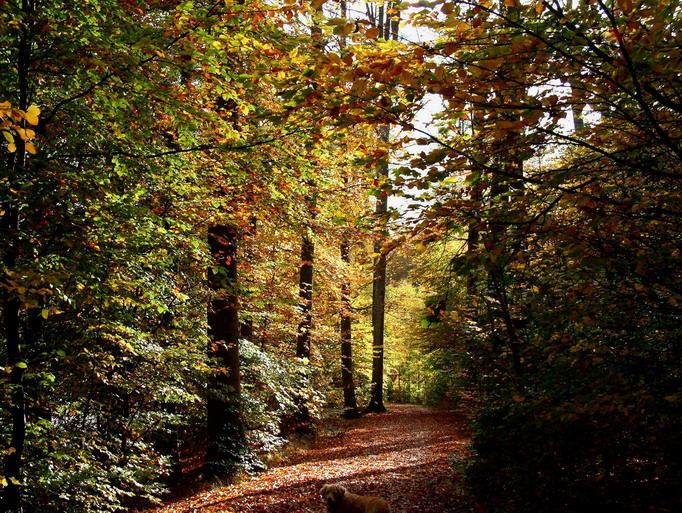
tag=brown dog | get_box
[319,484,390,513]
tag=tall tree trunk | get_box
[336,0,359,420]
[295,229,314,360]
[366,124,389,414]
[288,2,324,434]
[365,4,398,414]
[2,2,31,510]
[293,223,315,431]
[2,207,24,513]
[340,234,359,418]
[206,224,246,478]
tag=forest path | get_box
[154,404,472,513]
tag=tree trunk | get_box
[365,6,398,414]
[293,225,315,432]
[366,123,389,414]
[340,235,359,418]
[2,2,31,509]
[206,224,246,478]
[295,231,314,360]
[2,209,24,513]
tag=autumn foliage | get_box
[1,0,680,512]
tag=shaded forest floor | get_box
[151,404,474,513]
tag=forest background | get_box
[1,1,680,513]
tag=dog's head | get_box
[320,484,346,505]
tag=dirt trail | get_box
[155,404,471,513]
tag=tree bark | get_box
[340,235,359,418]
[295,231,314,360]
[2,207,24,513]
[366,123,389,414]
[2,2,31,510]
[206,224,246,478]
[293,225,315,431]
[365,5,398,414]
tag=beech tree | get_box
[206,223,247,477]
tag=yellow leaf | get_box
[310,0,325,9]
[24,105,40,125]
[7,142,16,152]
[2,130,12,143]
[25,142,36,154]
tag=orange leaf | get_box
[366,27,380,39]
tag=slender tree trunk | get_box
[206,224,246,477]
[295,231,314,360]
[288,5,324,433]
[366,123,389,414]
[336,0,359,419]
[2,207,24,513]
[365,5,398,414]
[340,234,359,418]
[2,3,31,510]
[293,223,315,431]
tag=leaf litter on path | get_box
[151,404,473,513]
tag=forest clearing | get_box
[1,1,680,512]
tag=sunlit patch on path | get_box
[153,404,471,513]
